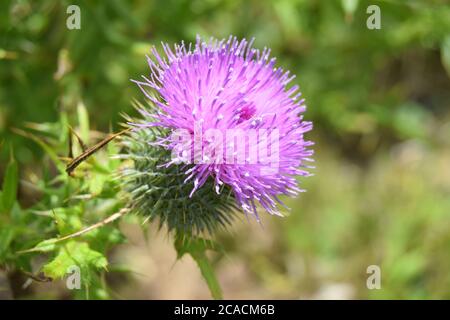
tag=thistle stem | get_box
[190,250,223,300]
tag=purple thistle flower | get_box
[133,35,313,220]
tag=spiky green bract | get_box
[119,121,238,237]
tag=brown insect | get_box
[66,127,131,176]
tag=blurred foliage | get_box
[0,0,449,299]
[0,107,128,299]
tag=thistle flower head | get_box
[120,121,238,235]
[132,35,313,222]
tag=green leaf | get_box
[77,101,90,144]
[42,241,108,284]
[0,227,15,260]
[52,207,83,235]
[19,238,58,254]
[85,225,126,253]
[175,236,223,299]
[14,128,65,174]
[1,157,18,213]
[0,191,4,213]
[10,202,22,223]
[441,36,450,78]
[175,237,222,257]
[88,173,106,195]
[341,0,359,19]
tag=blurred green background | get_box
[1,0,450,299]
